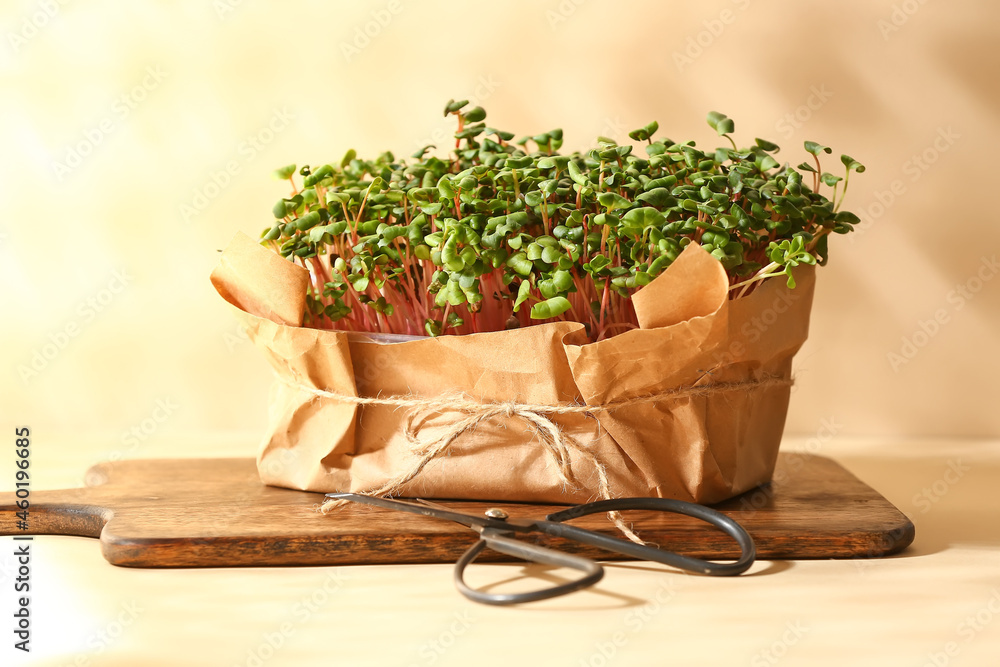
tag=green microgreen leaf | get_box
[273,164,296,180]
[804,141,832,156]
[530,296,572,320]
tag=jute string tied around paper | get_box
[283,374,793,544]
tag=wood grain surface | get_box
[0,453,914,567]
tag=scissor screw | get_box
[485,508,509,520]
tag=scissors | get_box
[326,493,756,605]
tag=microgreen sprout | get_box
[260,102,863,341]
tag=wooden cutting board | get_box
[0,453,914,567]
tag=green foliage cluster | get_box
[261,100,863,340]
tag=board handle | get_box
[0,487,110,538]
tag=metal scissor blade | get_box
[326,493,492,530]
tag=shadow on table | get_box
[606,558,794,579]
[468,560,793,611]
[834,452,1000,556]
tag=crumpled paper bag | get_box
[212,232,814,504]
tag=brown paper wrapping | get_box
[211,232,815,505]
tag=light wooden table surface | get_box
[3,436,998,667]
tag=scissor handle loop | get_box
[543,497,755,577]
[454,528,604,605]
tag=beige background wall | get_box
[2,0,998,460]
